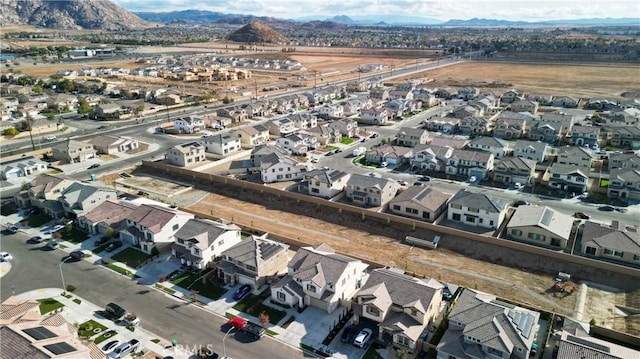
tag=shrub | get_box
[66,285,76,292]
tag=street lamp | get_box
[59,256,72,295]
[222,326,234,358]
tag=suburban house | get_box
[302,169,350,199]
[47,93,78,110]
[513,140,550,164]
[217,234,290,287]
[52,140,96,164]
[260,153,307,183]
[275,133,318,155]
[317,104,344,119]
[456,87,480,100]
[353,268,443,353]
[0,296,103,359]
[507,206,574,249]
[608,152,640,172]
[232,124,270,147]
[166,142,206,167]
[493,115,530,140]
[510,99,539,114]
[76,200,138,235]
[493,157,537,185]
[172,218,242,270]
[306,124,341,145]
[360,107,389,125]
[466,136,509,159]
[424,117,460,134]
[580,221,640,266]
[271,243,369,313]
[602,125,640,150]
[396,127,431,147]
[528,113,575,144]
[500,89,525,104]
[87,135,139,155]
[119,203,194,254]
[527,94,554,106]
[203,134,242,156]
[288,113,318,130]
[607,108,640,126]
[551,95,579,108]
[95,103,123,120]
[556,146,595,170]
[410,144,454,172]
[17,174,74,211]
[607,168,640,200]
[459,116,490,135]
[267,118,297,137]
[365,145,413,166]
[554,327,640,359]
[173,116,204,134]
[329,118,358,138]
[452,105,483,119]
[547,164,589,194]
[437,288,540,359]
[446,149,494,179]
[0,156,48,180]
[388,185,451,222]
[59,182,118,219]
[217,107,248,123]
[447,189,509,229]
[569,125,601,149]
[345,174,400,207]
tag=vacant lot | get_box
[396,61,640,99]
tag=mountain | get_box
[134,9,228,24]
[0,0,150,30]
[441,17,640,27]
[227,21,289,43]
[295,14,442,25]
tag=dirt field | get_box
[394,61,640,99]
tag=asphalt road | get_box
[0,231,310,359]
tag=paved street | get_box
[0,231,309,359]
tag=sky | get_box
[111,0,640,21]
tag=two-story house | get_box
[271,244,369,313]
[493,157,536,185]
[510,99,539,114]
[288,113,318,130]
[0,156,48,181]
[507,206,574,249]
[232,124,270,147]
[354,268,443,353]
[218,234,289,287]
[447,189,509,229]
[396,127,431,147]
[446,149,494,179]
[528,113,575,144]
[317,104,344,119]
[437,288,540,359]
[59,182,117,219]
[52,140,96,164]
[459,116,490,135]
[173,116,204,134]
[203,134,242,156]
[493,111,537,140]
[513,140,549,164]
[452,105,483,119]
[217,107,248,123]
[607,168,640,200]
[329,118,358,138]
[580,221,640,266]
[500,89,525,104]
[302,169,350,199]
[119,204,194,254]
[360,107,389,125]
[410,144,454,172]
[275,133,317,155]
[260,152,307,183]
[608,152,640,172]
[466,136,509,159]
[76,200,138,235]
[556,146,595,170]
[267,118,297,137]
[306,124,342,145]
[569,125,602,149]
[602,125,640,149]
[345,174,400,207]
[172,218,242,270]
[547,164,589,194]
[388,186,451,223]
[18,174,75,215]
[166,142,206,167]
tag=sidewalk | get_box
[15,288,185,358]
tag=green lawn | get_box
[103,263,135,277]
[170,271,226,300]
[325,145,339,151]
[37,298,64,315]
[233,293,286,324]
[93,330,117,345]
[600,179,609,187]
[78,319,108,338]
[154,283,176,295]
[25,213,51,227]
[92,243,111,254]
[62,228,89,244]
[340,137,354,145]
[111,247,152,268]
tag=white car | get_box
[0,252,13,262]
[44,135,57,142]
[353,328,373,348]
[468,176,477,183]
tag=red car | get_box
[574,212,590,219]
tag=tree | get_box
[2,127,19,136]
[105,227,116,239]
[396,349,407,359]
[77,98,92,114]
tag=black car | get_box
[105,241,123,252]
[29,236,47,243]
[598,205,615,212]
[105,302,127,319]
[418,176,431,182]
[513,200,531,207]
[88,164,101,170]
[95,237,110,247]
[65,250,85,261]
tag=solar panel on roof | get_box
[44,342,77,355]
[541,208,554,226]
[23,326,57,340]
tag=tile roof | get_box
[223,235,288,268]
[174,218,240,250]
[449,189,509,213]
[508,206,573,240]
[495,157,536,171]
[581,221,640,253]
[390,185,451,212]
[304,169,349,185]
[80,200,137,226]
[288,244,361,288]
[127,204,184,233]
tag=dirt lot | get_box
[393,61,640,99]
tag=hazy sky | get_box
[111,0,640,21]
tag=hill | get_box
[227,21,289,43]
[0,0,150,30]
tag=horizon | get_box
[111,0,640,22]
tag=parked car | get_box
[44,135,57,142]
[65,250,85,262]
[353,328,373,348]
[232,284,252,301]
[468,176,477,183]
[380,162,388,168]
[88,164,101,170]
[397,179,408,186]
[0,252,13,262]
[513,200,531,207]
[615,207,628,213]
[45,241,60,250]
[29,236,48,243]
[8,226,19,234]
[442,286,454,301]
[310,158,319,163]
[418,176,431,182]
[101,340,121,354]
[573,212,590,220]
[598,205,615,212]
[334,148,343,153]
[105,303,127,320]
[105,241,123,252]
[95,237,111,247]
[46,224,66,234]
[227,317,265,339]
[108,339,139,359]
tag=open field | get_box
[394,61,640,99]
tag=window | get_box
[393,205,401,210]
[585,246,597,256]
[366,306,380,316]
[451,204,462,209]
[177,239,184,244]
[465,215,476,223]
[452,213,461,221]
[410,309,417,316]
[311,188,319,194]
[306,284,316,293]
[405,208,412,213]
[511,229,522,236]
[397,336,410,346]
[604,248,623,258]
[633,255,640,262]
[528,233,545,241]
[173,223,179,230]
[246,265,256,271]
[277,291,286,301]
[468,207,479,213]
